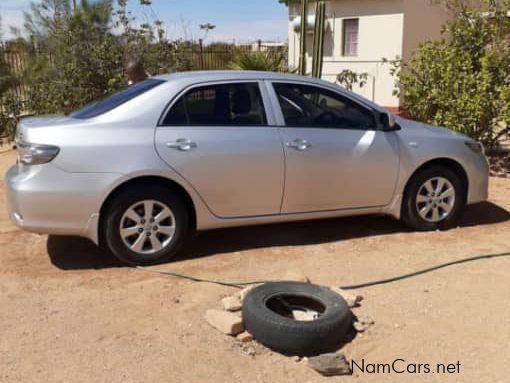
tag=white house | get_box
[287,0,449,112]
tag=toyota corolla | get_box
[5,71,489,264]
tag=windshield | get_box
[70,78,165,119]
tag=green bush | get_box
[23,0,194,116]
[397,0,510,149]
[231,49,290,72]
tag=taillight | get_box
[16,141,60,165]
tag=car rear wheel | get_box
[402,166,465,231]
[102,186,189,265]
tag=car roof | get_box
[153,70,317,83]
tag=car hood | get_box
[395,116,471,141]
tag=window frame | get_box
[342,18,359,57]
[158,80,273,127]
[268,80,379,131]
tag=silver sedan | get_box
[5,71,489,265]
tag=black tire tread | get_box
[402,165,465,231]
[242,282,352,356]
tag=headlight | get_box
[17,141,60,165]
[465,141,485,155]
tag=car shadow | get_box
[47,201,510,270]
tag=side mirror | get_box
[379,112,400,131]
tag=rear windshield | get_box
[70,78,165,119]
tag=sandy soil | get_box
[1,149,509,383]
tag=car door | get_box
[155,81,284,218]
[269,81,400,214]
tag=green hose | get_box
[136,251,510,290]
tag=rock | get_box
[292,310,318,321]
[205,309,244,336]
[239,285,258,302]
[307,353,352,376]
[221,295,242,312]
[353,315,374,333]
[330,287,363,308]
[237,331,253,343]
[283,270,310,283]
[233,342,256,356]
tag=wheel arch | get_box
[403,158,469,206]
[98,175,197,245]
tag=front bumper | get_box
[5,163,123,244]
[465,152,490,205]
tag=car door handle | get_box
[286,139,312,151]
[167,139,197,151]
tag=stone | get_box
[353,315,374,333]
[233,342,256,356]
[236,331,253,343]
[307,353,352,376]
[239,285,259,302]
[221,295,242,312]
[292,310,318,321]
[330,287,363,308]
[205,309,244,336]
[283,270,310,283]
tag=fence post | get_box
[258,39,262,52]
[199,38,204,70]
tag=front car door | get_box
[268,81,400,214]
[155,81,284,218]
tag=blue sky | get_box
[0,0,289,42]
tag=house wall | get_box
[288,0,448,110]
[402,0,450,61]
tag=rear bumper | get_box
[5,163,123,244]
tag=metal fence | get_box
[1,44,29,103]
[0,40,287,106]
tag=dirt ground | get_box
[1,148,509,383]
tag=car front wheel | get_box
[402,166,465,231]
[102,185,189,265]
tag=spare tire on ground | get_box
[242,282,352,356]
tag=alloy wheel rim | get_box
[119,200,176,255]
[416,177,456,223]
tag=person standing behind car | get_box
[125,59,147,85]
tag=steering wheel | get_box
[314,111,337,126]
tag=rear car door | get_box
[269,81,400,213]
[155,81,284,218]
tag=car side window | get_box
[273,83,376,130]
[162,83,267,126]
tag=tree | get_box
[23,0,124,115]
[22,0,192,116]
[336,69,368,91]
[199,23,216,41]
[397,0,510,148]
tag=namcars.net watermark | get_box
[351,359,462,375]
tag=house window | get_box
[343,18,359,56]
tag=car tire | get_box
[102,185,189,266]
[402,165,465,231]
[242,282,352,356]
